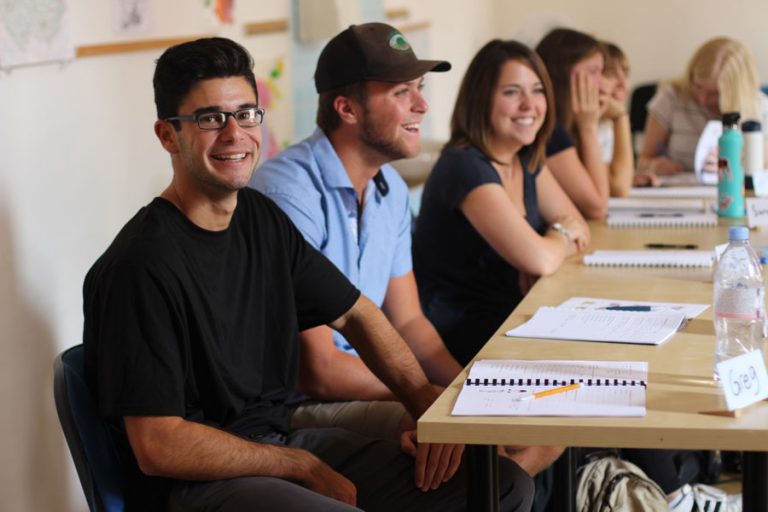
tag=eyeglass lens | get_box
[198,108,264,130]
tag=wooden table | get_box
[418,221,768,511]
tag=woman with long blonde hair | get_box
[638,37,768,182]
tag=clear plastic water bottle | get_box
[713,226,766,380]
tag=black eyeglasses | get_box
[165,107,265,130]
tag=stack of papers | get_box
[505,306,687,346]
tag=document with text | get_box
[504,307,687,345]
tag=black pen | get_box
[637,213,684,218]
[645,243,699,249]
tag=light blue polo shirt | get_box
[251,128,412,355]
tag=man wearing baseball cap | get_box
[253,22,463,438]
[252,22,534,507]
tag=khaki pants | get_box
[289,400,407,440]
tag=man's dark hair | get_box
[153,37,258,128]
[316,82,369,133]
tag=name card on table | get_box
[746,198,768,228]
[716,350,768,411]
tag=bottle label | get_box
[715,287,766,319]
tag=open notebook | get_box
[584,249,714,268]
[607,211,718,227]
[452,360,647,417]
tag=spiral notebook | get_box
[607,211,718,227]
[584,250,714,268]
[452,360,647,417]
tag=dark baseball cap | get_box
[314,22,451,93]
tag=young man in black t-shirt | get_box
[82,38,533,511]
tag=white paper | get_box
[716,351,768,411]
[452,360,647,417]
[0,0,74,69]
[504,307,687,345]
[558,297,709,320]
[753,170,768,197]
[694,120,722,185]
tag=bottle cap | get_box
[722,112,741,125]
[743,120,762,132]
[728,226,750,241]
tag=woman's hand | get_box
[571,70,602,129]
[552,215,590,251]
[601,95,627,122]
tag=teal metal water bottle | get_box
[718,112,745,217]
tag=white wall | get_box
[492,0,768,88]
[0,2,290,511]
[3,1,768,510]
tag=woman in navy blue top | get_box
[413,40,590,366]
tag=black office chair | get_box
[53,344,126,512]
[629,83,658,135]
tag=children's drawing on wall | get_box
[256,58,288,160]
[113,0,153,34]
[0,0,74,69]
[204,0,234,24]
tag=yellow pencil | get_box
[516,382,581,402]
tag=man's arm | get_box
[123,416,356,504]
[297,325,395,401]
[381,272,463,387]
[330,295,436,417]
[330,295,463,491]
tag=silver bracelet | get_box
[550,222,572,243]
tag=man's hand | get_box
[400,430,464,491]
[299,453,358,506]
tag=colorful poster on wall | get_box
[0,0,74,69]
[255,58,287,159]
[204,0,234,24]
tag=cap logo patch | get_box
[387,31,411,52]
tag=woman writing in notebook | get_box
[535,28,633,220]
[637,36,768,185]
[413,39,589,367]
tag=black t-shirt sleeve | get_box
[84,250,186,419]
[545,122,574,157]
[432,147,501,210]
[273,201,361,331]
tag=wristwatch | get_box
[550,222,572,242]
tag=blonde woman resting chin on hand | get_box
[413,39,589,369]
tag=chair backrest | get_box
[629,83,658,134]
[53,345,125,512]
